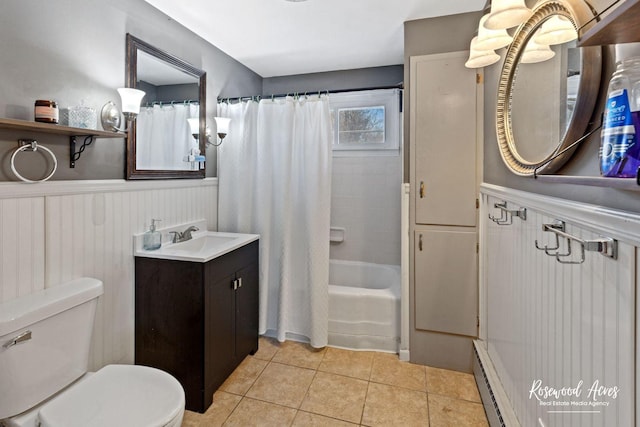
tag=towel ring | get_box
[10,140,58,183]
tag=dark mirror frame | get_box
[125,33,206,180]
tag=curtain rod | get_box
[217,84,403,103]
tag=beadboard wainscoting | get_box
[0,179,218,370]
[478,183,639,427]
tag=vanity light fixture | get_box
[213,117,231,146]
[188,117,200,140]
[188,117,230,146]
[101,88,146,132]
[475,14,513,50]
[483,0,532,30]
[465,36,501,69]
[118,88,146,120]
[534,15,577,45]
[520,38,555,64]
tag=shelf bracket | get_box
[69,135,96,168]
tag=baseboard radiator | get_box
[474,340,520,427]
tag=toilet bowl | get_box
[0,278,185,427]
[5,365,184,427]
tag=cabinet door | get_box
[205,270,237,397]
[235,261,259,359]
[414,229,477,337]
[412,52,478,227]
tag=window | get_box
[338,106,385,144]
[329,89,401,153]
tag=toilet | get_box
[0,278,185,427]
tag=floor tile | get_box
[199,391,242,427]
[272,340,327,369]
[318,347,374,380]
[253,336,280,361]
[292,411,359,426]
[428,394,489,427]
[369,352,427,392]
[219,356,268,395]
[246,362,316,408]
[426,366,482,402]
[223,397,297,426]
[361,382,429,427]
[300,371,368,424]
[181,410,202,427]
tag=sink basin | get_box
[170,235,237,253]
[135,231,259,263]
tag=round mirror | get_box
[496,0,602,176]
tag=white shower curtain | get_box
[218,96,332,348]
[136,103,199,170]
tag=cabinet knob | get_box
[237,277,243,288]
[232,279,238,290]
[419,181,425,199]
[418,234,423,251]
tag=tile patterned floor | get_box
[181,337,488,426]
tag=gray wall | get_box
[262,66,403,96]
[0,0,261,181]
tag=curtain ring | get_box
[10,141,58,183]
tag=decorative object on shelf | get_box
[484,0,532,30]
[34,100,59,124]
[10,139,58,183]
[69,100,97,129]
[101,88,145,132]
[600,56,640,178]
[495,0,602,176]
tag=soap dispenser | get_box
[143,219,162,250]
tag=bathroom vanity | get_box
[134,230,259,413]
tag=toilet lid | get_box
[38,365,185,427]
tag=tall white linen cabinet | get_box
[409,51,483,372]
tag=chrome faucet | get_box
[169,226,199,243]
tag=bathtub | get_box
[328,260,401,353]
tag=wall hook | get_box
[534,220,618,264]
[488,201,527,225]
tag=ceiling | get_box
[144,0,485,78]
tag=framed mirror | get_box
[496,0,601,176]
[125,34,206,179]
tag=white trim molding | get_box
[0,177,219,200]
[481,183,640,246]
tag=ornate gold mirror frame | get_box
[496,0,602,176]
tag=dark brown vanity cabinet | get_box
[135,240,259,413]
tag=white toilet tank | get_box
[0,278,103,419]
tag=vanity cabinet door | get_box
[135,258,205,411]
[234,260,259,359]
[205,270,237,400]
